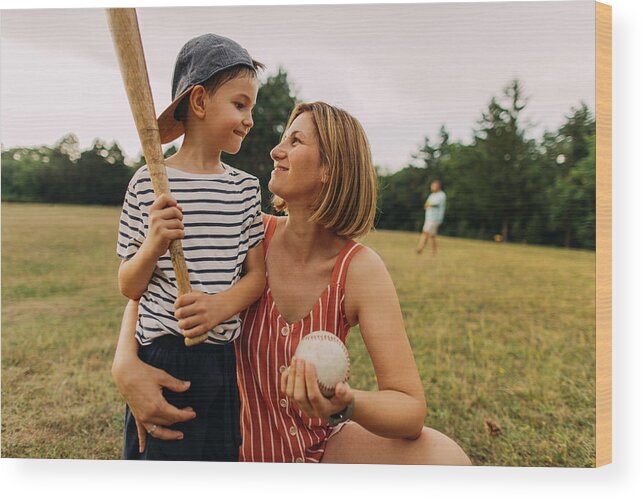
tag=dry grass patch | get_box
[2,203,595,465]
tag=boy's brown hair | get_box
[173,61,265,123]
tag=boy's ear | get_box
[189,85,207,119]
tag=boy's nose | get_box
[243,114,254,128]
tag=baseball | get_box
[294,330,350,397]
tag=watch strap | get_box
[326,398,355,426]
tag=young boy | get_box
[116,34,266,461]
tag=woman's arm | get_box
[342,247,426,439]
[112,300,197,452]
[282,247,426,440]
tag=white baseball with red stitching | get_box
[294,330,350,397]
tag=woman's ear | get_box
[320,167,330,184]
[189,85,207,119]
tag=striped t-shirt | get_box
[117,163,264,345]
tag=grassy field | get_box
[1,202,596,466]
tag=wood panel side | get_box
[595,1,612,468]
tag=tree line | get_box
[378,81,596,249]
[1,72,595,249]
[377,80,595,249]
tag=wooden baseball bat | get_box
[107,8,208,346]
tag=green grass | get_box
[1,203,596,465]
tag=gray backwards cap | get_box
[157,33,256,144]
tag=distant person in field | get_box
[416,180,446,256]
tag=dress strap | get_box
[330,241,363,288]
[261,214,280,256]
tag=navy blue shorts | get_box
[122,334,241,461]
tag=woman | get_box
[112,102,471,465]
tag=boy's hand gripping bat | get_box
[107,8,208,346]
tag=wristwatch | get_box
[326,398,355,426]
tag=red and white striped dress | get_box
[236,215,363,463]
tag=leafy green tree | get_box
[473,80,534,241]
[435,143,486,239]
[377,166,431,231]
[539,104,596,247]
[53,133,81,162]
[570,136,597,248]
[557,103,595,169]
[73,140,132,204]
[547,131,596,248]
[413,125,451,178]
[1,146,51,201]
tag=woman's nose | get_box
[270,143,285,161]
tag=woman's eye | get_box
[291,137,300,145]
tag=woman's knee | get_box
[421,427,472,466]
[324,424,471,465]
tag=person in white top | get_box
[416,180,447,256]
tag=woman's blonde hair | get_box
[272,102,377,240]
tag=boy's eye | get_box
[234,102,245,110]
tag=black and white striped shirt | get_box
[117,164,264,345]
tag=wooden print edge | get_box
[595,0,612,468]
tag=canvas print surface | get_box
[1,1,607,467]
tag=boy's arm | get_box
[118,193,184,300]
[214,240,266,319]
[174,242,266,339]
[118,246,162,300]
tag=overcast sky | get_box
[1,1,595,171]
